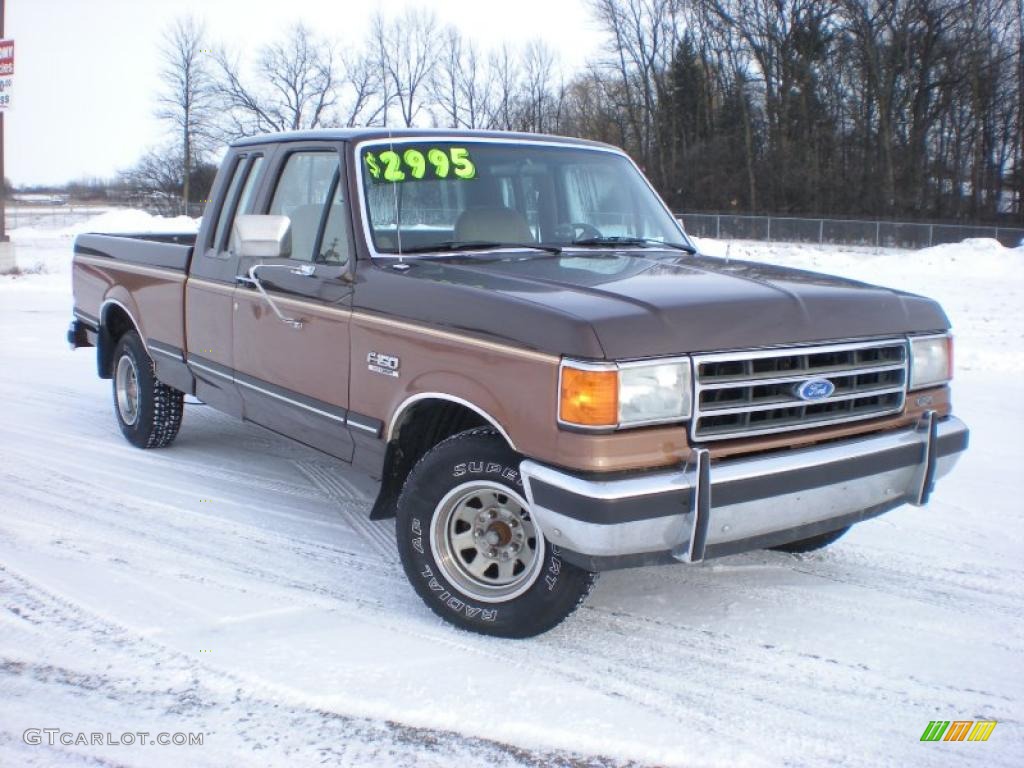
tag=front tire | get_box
[112,331,183,449]
[396,429,596,638]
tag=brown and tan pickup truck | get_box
[69,129,969,637]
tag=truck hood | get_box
[361,251,949,359]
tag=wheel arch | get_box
[387,393,517,450]
[97,298,145,379]
[369,395,515,520]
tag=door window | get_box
[269,152,343,262]
[317,181,351,264]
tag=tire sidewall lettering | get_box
[418,562,497,621]
[452,460,519,486]
[396,431,595,637]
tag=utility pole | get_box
[0,0,7,245]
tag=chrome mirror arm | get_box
[239,263,312,329]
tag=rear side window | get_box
[225,156,265,253]
[210,158,247,252]
[236,156,265,217]
[269,152,341,261]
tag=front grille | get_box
[691,339,908,441]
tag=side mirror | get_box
[232,215,292,259]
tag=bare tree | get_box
[520,41,562,133]
[213,24,339,137]
[431,27,495,128]
[489,44,524,130]
[338,49,385,127]
[589,0,682,186]
[156,16,215,207]
[119,145,188,202]
[371,9,439,127]
[431,26,465,128]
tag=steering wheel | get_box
[554,222,603,242]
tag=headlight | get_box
[909,334,953,390]
[559,358,692,429]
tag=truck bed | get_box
[74,232,196,272]
[70,231,197,393]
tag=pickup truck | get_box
[69,129,969,638]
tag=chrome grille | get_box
[692,339,908,441]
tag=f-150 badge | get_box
[367,351,400,378]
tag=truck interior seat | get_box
[454,207,534,243]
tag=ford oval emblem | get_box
[795,378,835,402]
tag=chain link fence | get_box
[678,213,1024,249]
[7,202,1024,251]
[4,205,117,232]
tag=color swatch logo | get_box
[921,721,997,742]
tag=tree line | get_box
[139,1,1023,224]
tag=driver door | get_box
[231,145,357,461]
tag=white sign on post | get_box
[0,39,14,110]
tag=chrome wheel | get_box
[115,354,140,426]
[429,481,544,603]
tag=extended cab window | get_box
[211,154,264,255]
[269,151,349,263]
[224,156,265,253]
[210,158,246,252]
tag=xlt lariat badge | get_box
[367,351,400,378]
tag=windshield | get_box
[358,140,688,256]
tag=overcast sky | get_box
[5,0,605,185]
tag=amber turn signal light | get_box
[560,366,618,427]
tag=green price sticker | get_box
[364,146,476,183]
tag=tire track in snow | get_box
[0,567,644,768]
[295,461,395,561]
[0,422,327,506]
[3,434,1016,766]
[1,450,773,760]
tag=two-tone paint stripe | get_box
[75,253,186,282]
[186,277,557,364]
[920,720,997,742]
[185,352,382,437]
[351,310,557,364]
[148,339,185,362]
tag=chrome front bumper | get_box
[520,414,969,571]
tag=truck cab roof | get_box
[230,127,616,150]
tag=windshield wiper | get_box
[398,240,562,256]
[570,236,696,254]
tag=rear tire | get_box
[771,526,850,554]
[396,428,597,638]
[112,331,183,449]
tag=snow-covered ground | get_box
[1,213,1022,767]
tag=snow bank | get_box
[10,208,200,242]
[693,235,1023,263]
[692,235,1024,376]
[3,209,200,278]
